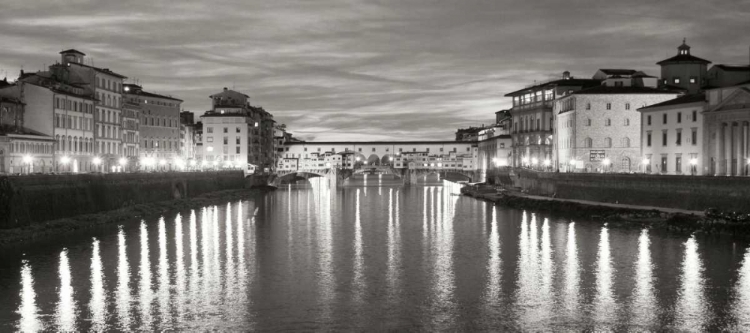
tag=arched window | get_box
[73,137,78,152]
[585,137,592,148]
[622,137,631,148]
[605,137,612,148]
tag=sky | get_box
[1,0,748,141]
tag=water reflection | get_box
[593,225,617,328]
[674,235,707,331]
[630,229,656,328]
[116,227,131,330]
[138,221,153,330]
[733,244,750,331]
[6,185,750,331]
[17,260,42,332]
[561,222,580,317]
[89,238,107,331]
[56,248,77,332]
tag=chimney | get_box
[563,71,571,80]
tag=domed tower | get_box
[656,39,711,93]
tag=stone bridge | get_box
[270,166,474,188]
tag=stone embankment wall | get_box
[502,170,750,212]
[0,171,249,229]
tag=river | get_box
[1,179,749,331]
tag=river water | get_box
[1,179,750,331]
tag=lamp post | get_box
[60,155,70,173]
[92,156,101,172]
[602,158,611,173]
[22,155,33,174]
[119,157,128,172]
[641,158,650,174]
[543,159,551,171]
[569,158,577,173]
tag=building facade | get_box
[60,49,128,172]
[657,39,711,94]
[703,82,750,176]
[638,94,706,175]
[121,97,140,169]
[122,84,182,170]
[0,94,55,174]
[505,71,601,168]
[180,111,196,163]
[555,77,680,173]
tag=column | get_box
[744,123,749,176]
[726,123,733,176]
[735,124,741,176]
[716,123,724,175]
[741,124,747,176]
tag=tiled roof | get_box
[504,78,601,96]
[713,64,750,72]
[572,86,683,95]
[657,54,711,65]
[68,62,127,79]
[60,49,86,56]
[600,69,638,75]
[135,90,183,102]
[638,93,706,110]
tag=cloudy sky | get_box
[1,0,748,141]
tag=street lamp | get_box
[543,159,551,167]
[60,156,70,172]
[119,157,127,172]
[602,158,611,173]
[641,158,650,174]
[690,158,698,175]
[22,155,32,174]
[92,157,101,172]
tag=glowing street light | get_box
[543,159,551,167]
[92,157,102,166]
[531,157,539,165]
[602,158,611,166]
[690,158,698,166]
[356,156,361,162]
[207,146,214,152]
[119,157,128,166]
[642,158,650,165]
[159,159,166,166]
[60,156,70,164]
[522,157,530,164]
[190,160,197,167]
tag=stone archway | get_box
[367,154,380,166]
[381,154,394,166]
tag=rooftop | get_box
[60,49,86,56]
[638,93,706,111]
[713,64,750,72]
[504,78,601,96]
[285,140,475,145]
[599,69,638,76]
[67,61,127,79]
[572,86,683,95]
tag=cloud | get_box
[0,0,748,140]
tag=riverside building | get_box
[123,84,182,170]
[703,81,750,176]
[638,94,706,175]
[555,71,680,173]
[504,71,600,168]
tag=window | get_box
[236,146,240,154]
[606,103,611,110]
[663,114,667,124]
[236,137,240,144]
[236,127,241,133]
[372,148,376,152]
[223,137,228,145]
[586,118,591,126]
[207,127,213,133]
[625,103,630,110]
[537,119,540,130]
[692,128,697,146]
[223,127,228,133]
[586,103,591,110]
[692,110,697,122]
[677,112,682,123]
[605,118,611,126]
[662,131,668,146]
[676,130,682,146]
[358,148,362,152]
[624,118,630,126]
[615,81,624,87]
[661,156,668,173]
[689,77,697,84]
[585,137,592,148]
[676,156,682,173]
[674,77,681,84]
[604,137,612,148]
[647,115,652,126]
[622,137,631,148]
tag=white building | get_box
[638,93,706,175]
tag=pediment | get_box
[709,88,750,112]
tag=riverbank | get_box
[0,187,271,248]
[462,185,750,237]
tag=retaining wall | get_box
[0,171,246,229]
[504,170,750,212]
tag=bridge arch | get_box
[366,154,380,166]
[381,154,395,166]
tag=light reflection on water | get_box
[2,184,749,331]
